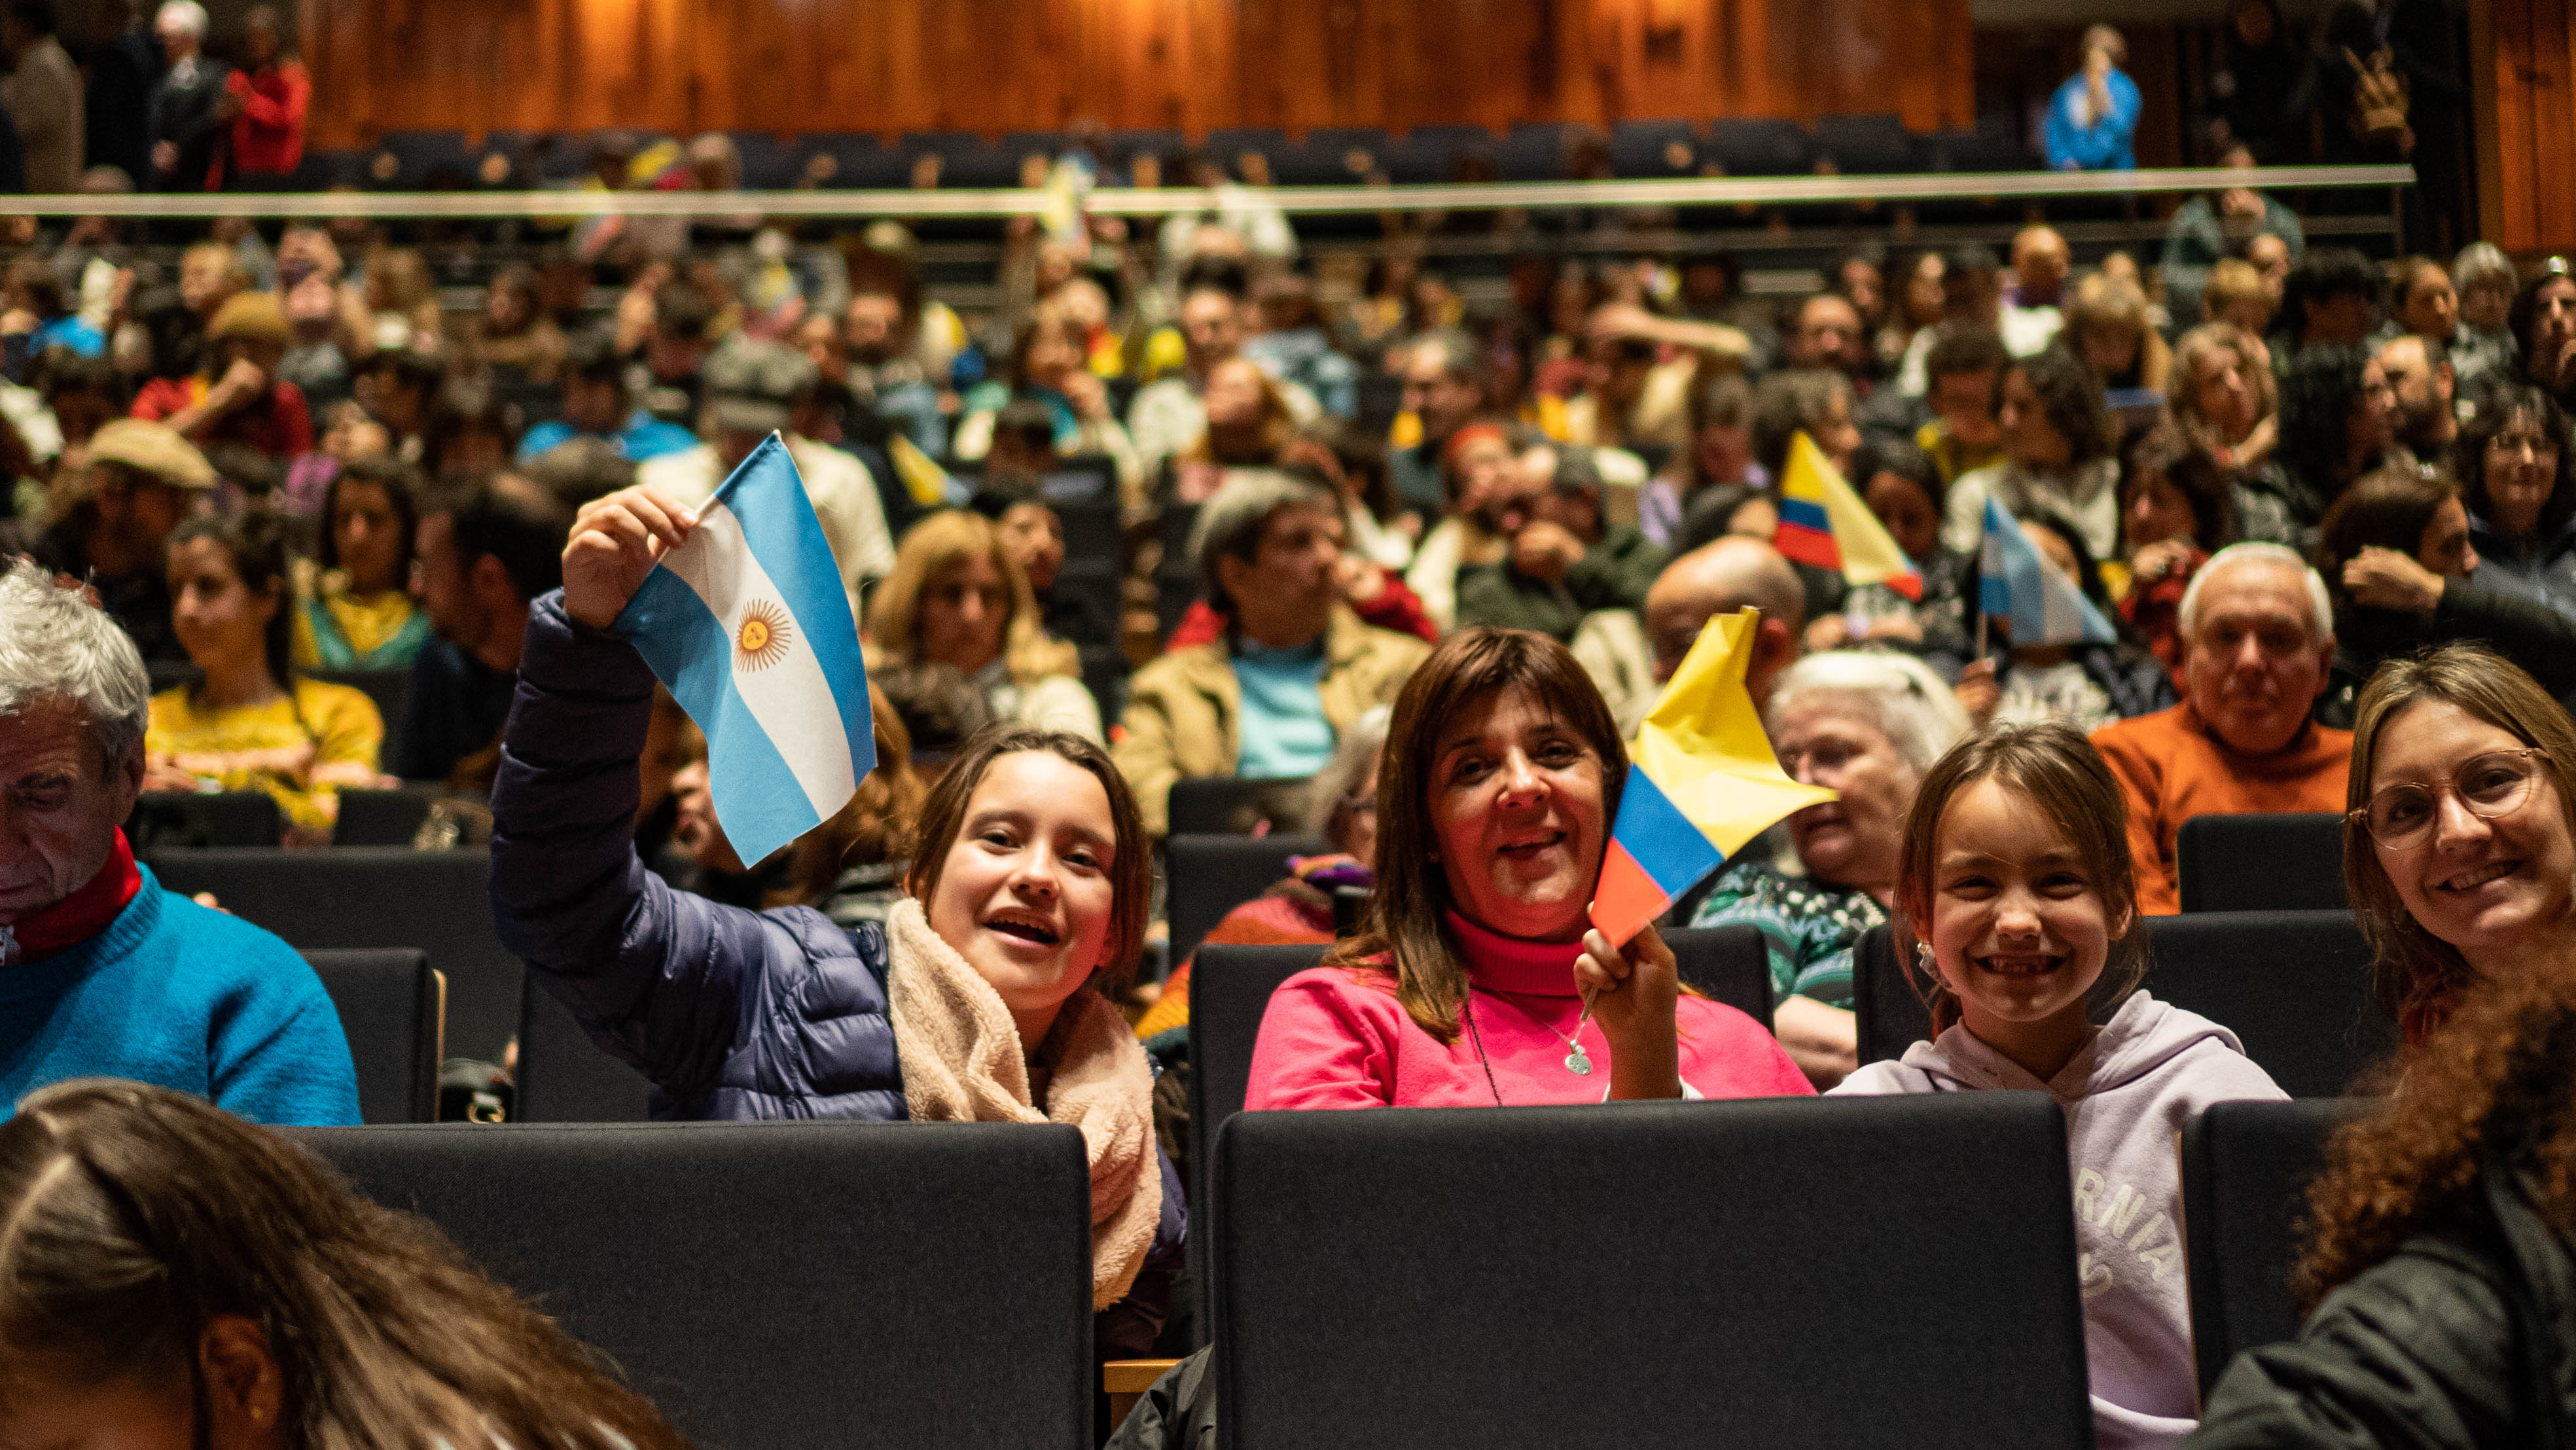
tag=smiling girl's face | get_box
[924,751,1120,1041]
[1926,775,2130,1077]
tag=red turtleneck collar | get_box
[1444,910,1586,997]
[1,830,142,966]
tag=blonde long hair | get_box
[867,510,1077,686]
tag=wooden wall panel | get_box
[2484,0,2576,252]
[300,0,1974,151]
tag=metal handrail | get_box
[14,164,2414,219]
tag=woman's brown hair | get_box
[2067,273,2172,392]
[2293,961,2576,1313]
[2340,643,2576,1034]
[1893,722,2147,1035]
[1321,628,1628,1043]
[865,510,1077,686]
[0,1080,696,1449]
[2318,466,2457,630]
[767,689,929,910]
[902,724,1153,999]
[2170,323,2280,462]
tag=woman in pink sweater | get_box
[1244,628,1813,1108]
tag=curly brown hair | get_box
[2293,963,2576,1313]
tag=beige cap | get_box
[88,418,218,489]
[207,291,291,344]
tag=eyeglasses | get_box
[2351,748,2552,848]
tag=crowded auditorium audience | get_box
[10,15,2576,1443]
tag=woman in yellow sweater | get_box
[292,455,429,669]
[147,513,387,843]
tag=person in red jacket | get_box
[130,292,313,461]
[220,6,306,186]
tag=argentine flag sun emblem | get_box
[615,434,876,864]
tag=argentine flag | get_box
[1979,498,2119,648]
[616,434,875,865]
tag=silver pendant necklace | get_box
[1548,997,1599,1076]
[1461,990,1606,1106]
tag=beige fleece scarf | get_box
[885,896,1162,1310]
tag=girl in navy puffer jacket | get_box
[490,483,1183,1358]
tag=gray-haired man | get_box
[0,559,355,1122]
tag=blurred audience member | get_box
[130,291,310,461]
[1942,347,2121,560]
[146,512,385,840]
[394,471,569,788]
[867,508,1101,741]
[30,417,211,662]
[293,455,427,670]
[2458,381,2576,612]
[1115,469,1429,836]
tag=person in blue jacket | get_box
[2046,26,2143,172]
[490,482,1183,1359]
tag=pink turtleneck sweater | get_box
[1244,911,1814,1110]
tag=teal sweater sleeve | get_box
[0,874,359,1125]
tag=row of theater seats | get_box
[154,805,2361,1110]
[282,1093,2352,1447]
[307,115,2022,194]
[149,847,647,1122]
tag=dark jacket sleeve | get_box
[1563,527,1669,616]
[488,591,903,1118]
[2189,1238,2526,1450]
[2437,577,2576,697]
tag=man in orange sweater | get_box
[2093,544,2351,914]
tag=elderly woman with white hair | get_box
[0,557,357,1123]
[1690,650,1973,1088]
[2448,241,2520,389]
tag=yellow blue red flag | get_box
[1770,431,1923,601]
[1589,610,1838,946]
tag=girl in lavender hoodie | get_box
[1832,722,2285,1449]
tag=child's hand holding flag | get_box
[564,435,878,867]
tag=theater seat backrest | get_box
[1163,834,1327,968]
[2140,911,2396,1098]
[146,848,520,1065]
[301,948,440,1123]
[515,972,653,1122]
[1214,1095,2090,1449]
[2181,1099,2367,1394]
[2178,813,2347,913]
[1183,942,1331,1343]
[297,1122,1093,1450]
[1666,923,1774,1028]
[1852,923,1933,1066]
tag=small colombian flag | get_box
[1768,430,1923,601]
[1588,610,1840,947]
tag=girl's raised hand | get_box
[564,486,695,631]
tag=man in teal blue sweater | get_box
[0,559,357,1124]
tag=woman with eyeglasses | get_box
[2340,643,2576,1043]
[2458,381,2576,612]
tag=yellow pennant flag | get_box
[887,434,956,508]
[1591,609,1837,944]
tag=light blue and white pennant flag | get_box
[1979,498,2119,648]
[615,434,875,864]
